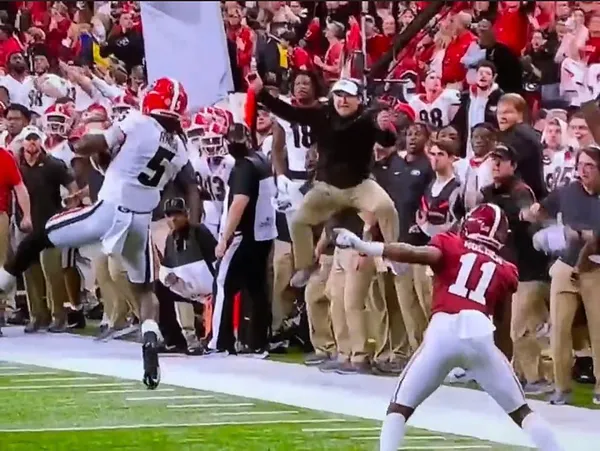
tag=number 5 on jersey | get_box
[138,146,176,187]
[448,253,497,305]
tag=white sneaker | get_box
[445,367,472,384]
[0,268,16,297]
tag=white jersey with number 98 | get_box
[97,110,189,212]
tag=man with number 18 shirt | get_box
[333,203,562,451]
[0,78,199,392]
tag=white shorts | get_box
[45,200,155,284]
[392,312,526,414]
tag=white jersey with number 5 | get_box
[98,110,189,212]
[543,148,577,192]
[189,152,234,236]
[409,89,461,129]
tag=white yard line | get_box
[0,382,137,390]
[0,418,348,433]
[0,366,23,370]
[349,436,447,441]
[0,371,60,377]
[166,403,254,409]
[88,388,175,394]
[303,426,382,433]
[126,395,214,401]
[209,410,299,417]
[10,376,98,383]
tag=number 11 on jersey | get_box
[448,253,497,305]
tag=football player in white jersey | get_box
[0,78,200,391]
[186,111,235,239]
[408,71,461,129]
[271,71,321,212]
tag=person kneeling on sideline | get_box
[158,198,217,354]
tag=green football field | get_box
[0,361,530,450]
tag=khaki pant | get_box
[511,281,550,383]
[290,179,399,270]
[24,248,67,325]
[550,259,600,393]
[305,254,336,355]
[93,254,131,328]
[393,264,431,351]
[271,240,296,330]
[370,270,410,363]
[325,247,375,363]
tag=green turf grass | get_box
[0,362,530,450]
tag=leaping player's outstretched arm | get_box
[381,243,442,267]
[333,228,442,266]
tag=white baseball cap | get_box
[330,78,360,97]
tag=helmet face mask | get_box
[200,132,226,157]
[45,114,69,136]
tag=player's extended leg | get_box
[0,202,112,296]
[467,337,563,450]
[380,317,458,451]
[120,216,162,390]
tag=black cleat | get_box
[142,331,161,390]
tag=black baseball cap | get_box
[491,144,517,163]
[164,198,187,216]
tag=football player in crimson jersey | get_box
[0,78,201,391]
[408,71,461,129]
[334,203,563,451]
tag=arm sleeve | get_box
[230,159,257,197]
[257,90,320,126]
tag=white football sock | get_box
[379,412,406,451]
[141,319,163,342]
[522,413,563,450]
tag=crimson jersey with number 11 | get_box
[428,232,519,316]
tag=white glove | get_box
[532,224,567,254]
[276,174,292,195]
[333,228,385,257]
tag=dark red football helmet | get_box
[460,203,509,250]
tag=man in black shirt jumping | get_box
[249,74,399,287]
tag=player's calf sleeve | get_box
[379,412,406,451]
[5,229,54,276]
[522,413,563,451]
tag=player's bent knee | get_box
[386,402,413,421]
[508,403,532,427]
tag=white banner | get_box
[140,1,233,112]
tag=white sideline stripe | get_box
[166,403,254,409]
[0,418,348,433]
[0,383,136,390]
[11,376,98,383]
[0,372,60,377]
[89,388,175,394]
[209,410,299,417]
[0,366,23,370]
[303,427,382,433]
[126,395,213,401]
[350,441,490,450]
[349,436,447,441]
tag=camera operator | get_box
[209,123,277,356]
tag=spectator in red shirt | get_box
[493,1,534,56]
[583,13,600,65]
[45,2,72,62]
[314,21,344,86]
[281,31,312,71]
[365,15,393,72]
[442,11,476,88]
[0,25,24,69]
[224,5,254,80]
[0,147,31,332]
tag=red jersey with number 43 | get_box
[428,232,518,317]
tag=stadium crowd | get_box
[0,0,599,407]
